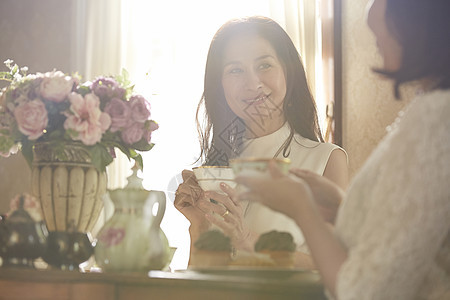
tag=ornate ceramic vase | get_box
[94,167,170,272]
[31,142,107,233]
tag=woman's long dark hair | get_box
[375,0,450,98]
[197,16,323,166]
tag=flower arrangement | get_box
[0,59,158,171]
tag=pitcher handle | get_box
[149,191,166,227]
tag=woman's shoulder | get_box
[398,89,450,137]
[288,133,347,174]
[407,89,450,116]
[291,133,346,155]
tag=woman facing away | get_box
[174,16,348,268]
[237,0,450,299]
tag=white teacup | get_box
[229,157,291,179]
[192,166,236,193]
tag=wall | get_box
[0,0,74,213]
[341,0,413,178]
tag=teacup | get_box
[229,157,291,179]
[192,166,236,193]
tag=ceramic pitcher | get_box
[94,167,170,272]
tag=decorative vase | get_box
[94,166,170,272]
[31,142,107,233]
[42,231,94,271]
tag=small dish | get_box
[185,266,316,279]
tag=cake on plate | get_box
[254,230,296,268]
[190,230,232,267]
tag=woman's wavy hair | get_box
[375,0,450,98]
[196,16,323,166]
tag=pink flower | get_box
[129,95,151,123]
[104,98,131,132]
[40,71,74,103]
[64,92,111,145]
[143,120,159,143]
[91,77,125,99]
[98,227,126,247]
[13,98,48,140]
[121,122,144,145]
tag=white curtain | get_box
[73,0,132,194]
[75,0,325,270]
[269,0,319,97]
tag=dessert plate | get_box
[186,266,316,279]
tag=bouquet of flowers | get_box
[0,59,158,171]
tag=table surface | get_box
[0,266,327,300]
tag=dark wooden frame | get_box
[333,0,343,146]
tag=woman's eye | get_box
[258,63,272,70]
[229,68,243,74]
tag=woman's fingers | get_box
[181,169,196,181]
[268,160,285,178]
[205,213,234,233]
[174,192,188,207]
[219,182,239,204]
[205,210,245,241]
[205,191,240,215]
[197,198,228,216]
[176,176,203,202]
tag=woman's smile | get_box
[243,93,271,105]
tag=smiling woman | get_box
[221,35,287,138]
[173,16,348,271]
[70,0,338,270]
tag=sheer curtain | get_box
[75,0,328,270]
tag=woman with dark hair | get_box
[198,16,327,165]
[237,0,450,298]
[174,16,348,267]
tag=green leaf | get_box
[89,144,113,172]
[0,71,13,81]
[77,85,91,96]
[11,64,18,75]
[21,140,34,168]
[48,129,65,140]
[134,154,144,170]
[115,143,132,159]
[132,139,155,151]
[129,149,138,158]
[121,68,130,81]
[126,149,144,170]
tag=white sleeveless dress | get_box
[240,123,345,250]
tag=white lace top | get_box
[335,90,450,299]
[240,123,345,249]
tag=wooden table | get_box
[0,267,326,300]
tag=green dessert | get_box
[194,230,232,251]
[254,231,296,268]
[191,230,232,267]
[255,230,296,252]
